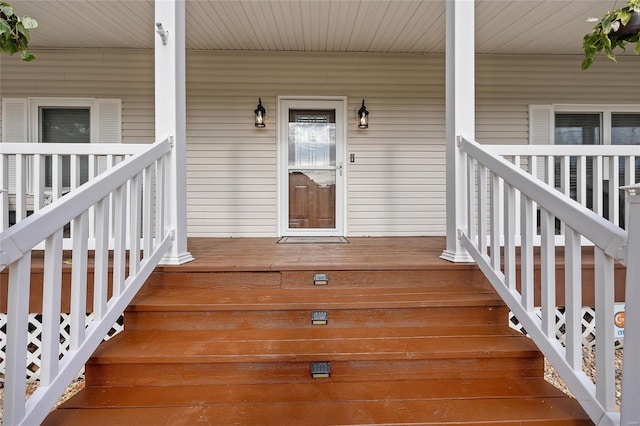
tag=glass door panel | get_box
[287,109,337,229]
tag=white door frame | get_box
[277,96,347,237]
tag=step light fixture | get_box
[313,273,328,286]
[357,99,369,129]
[311,362,331,378]
[254,98,266,128]
[311,311,329,325]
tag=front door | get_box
[279,98,346,236]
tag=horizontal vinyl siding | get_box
[187,52,445,237]
[3,50,639,238]
[0,49,155,144]
[475,55,640,145]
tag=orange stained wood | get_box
[42,237,592,425]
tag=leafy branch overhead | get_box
[0,1,37,61]
[582,0,640,69]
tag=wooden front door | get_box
[279,99,345,236]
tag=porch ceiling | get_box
[10,0,614,55]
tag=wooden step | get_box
[60,378,573,408]
[44,379,592,425]
[85,326,543,387]
[130,287,502,312]
[126,305,509,331]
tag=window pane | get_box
[41,108,90,187]
[612,113,640,145]
[612,113,640,227]
[288,110,336,167]
[555,113,601,145]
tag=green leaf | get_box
[20,48,34,61]
[0,4,14,18]
[636,40,640,55]
[21,16,36,29]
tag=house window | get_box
[530,105,640,227]
[40,107,91,187]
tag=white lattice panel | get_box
[1,314,124,382]
[509,307,623,348]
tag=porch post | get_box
[155,0,193,264]
[621,184,640,425]
[441,0,475,263]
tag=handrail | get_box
[1,138,173,426]
[0,143,148,155]
[458,136,636,425]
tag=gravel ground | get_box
[0,347,623,422]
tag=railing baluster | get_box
[143,165,154,256]
[33,154,45,212]
[520,194,534,311]
[112,185,127,296]
[540,207,556,339]
[3,252,32,426]
[478,164,487,254]
[93,197,110,320]
[593,156,604,216]
[156,157,166,246]
[609,156,619,226]
[594,248,615,412]
[504,182,516,291]
[129,173,142,275]
[15,153,27,221]
[564,226,582,370]
[70,211,89,350]
[624,156,634,229]
[40,229,64,386]
[576,155,586,206]
[52,154,63,202]
[1,153,8,230]
[468,158,477,243]
[490,172,501,270]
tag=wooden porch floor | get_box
[170,236,465,272]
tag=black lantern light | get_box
[254,98,266,128]
[357,99,369,129]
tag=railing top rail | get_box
[0,143,151,155]
[460,137,628,261]
[0,139,171,270]
[485,144,640,156]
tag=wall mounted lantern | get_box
[254,98,266,128]
[357,99,369,129]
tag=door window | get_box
[288,109,337,229]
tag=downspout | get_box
[155,0,193,265]
[441,0,475,263]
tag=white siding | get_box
[186,52,446,236]
[0,49,155,145]
[2,50,639,237]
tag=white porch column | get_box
[441,0,475,263]
[155,0,193,265]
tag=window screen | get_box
[41,107,90,187]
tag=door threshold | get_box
[277,236,349,244]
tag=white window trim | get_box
[29,97,98,143]
[532,104,640,146]
[277,96,348,237]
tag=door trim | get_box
[277,96,347,237]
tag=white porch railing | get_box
[0,138,173,426]
[487,145,640,243]
[458,136,639,425]
[0,143,150,249]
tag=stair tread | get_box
[62,378,570,408]
[89,328,539,363]
[45,397,591,425]
[130,287,503,311]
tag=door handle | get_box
[337,163,343,176]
